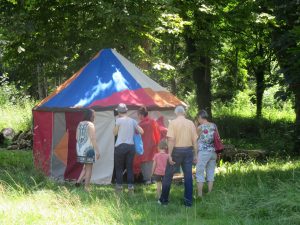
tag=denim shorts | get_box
[77,148,95,164]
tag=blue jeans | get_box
[159,147,194,206]
[114,143,135,187]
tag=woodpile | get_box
[0,128,32,150]
[221,145,267,162]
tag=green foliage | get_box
[0,150,299,225]
[0,75,35,131]
[184,88,295,153]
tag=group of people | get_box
[75,103,221,207]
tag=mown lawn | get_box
[0,150,299,225]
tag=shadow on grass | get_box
[0,150,299,225]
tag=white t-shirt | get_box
[115,117,138,147]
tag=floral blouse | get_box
[197,123,216,152]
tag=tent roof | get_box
[34,49,185,111]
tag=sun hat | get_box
[116,103,128,113]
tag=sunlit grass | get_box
[0,100,35,132]
[0,150,299,225]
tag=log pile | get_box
[0,128,32,150]
[222,145,267,161]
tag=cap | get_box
[116,103,128,113]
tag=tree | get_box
[261,0,300,154]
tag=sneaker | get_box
[128,185,134,194]
[144,180,152,185]
[115,185,123,193]
[157,199,167,206]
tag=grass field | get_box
[0,150,299,225]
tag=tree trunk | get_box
[255,44,265,118]
[185,35,212,117]
[255,68,264,118]
[43,75,48,97]
[294,87,300,155]
[37,64,44,100]
[193,56,212,117]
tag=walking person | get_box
[196,110,219,197]
[113,103,144,193]
[75,109,100,192]
[151,139,169,199]
[159,106,198,207]
[135,106,160,184]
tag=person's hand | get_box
[96,152,100,160]
[193,156,198,164]
[169,155,175,165]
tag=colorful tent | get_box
[33,48,185,184]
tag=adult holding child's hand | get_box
[159,105,198,207]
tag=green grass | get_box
[0,100,34,132]
[0,150,299,225]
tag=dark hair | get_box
[198,110,209,120]
[158,139,168,150]
[138,106,148,117]
[83,109,94,121]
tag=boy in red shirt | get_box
[152,140,169,199]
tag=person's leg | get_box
[84,163,93,191]
[208,181,214,192]
[114,145,126,189]
[196,151,209,197]
[156,181,162,199]
[141,161,153,184]
[125,145,135,190]
[197,182,204,197]
[181,149,194,206]
[206,152,217,193]
[159,150,181,204]
[76,165,86,184]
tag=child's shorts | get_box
[152,174,164,182]
[77,148,95,164]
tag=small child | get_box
[152,139,169,199]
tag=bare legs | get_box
[84,164,93,191]
[76,164,93,191]
[197,181,214,197]
[208,181,214,193]
[76,165,86,184]
[156,181,162,199]
[197,182,204,197]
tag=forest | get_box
[1,0,299,155]
[0,1,300,225]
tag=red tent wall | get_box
[64,111,84,180]
[33,111,53,175]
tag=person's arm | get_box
[113,118,120,136]
[166,121,176,165]
[136,125,144,135]
[113,125,119,136]
[167,137,176,165]
[134,119,144,134]
[192,124,198,163]
[151,159,157,176]
[88,123,100,160]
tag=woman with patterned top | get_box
[75,109,100,191]
[196,110,219,197]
